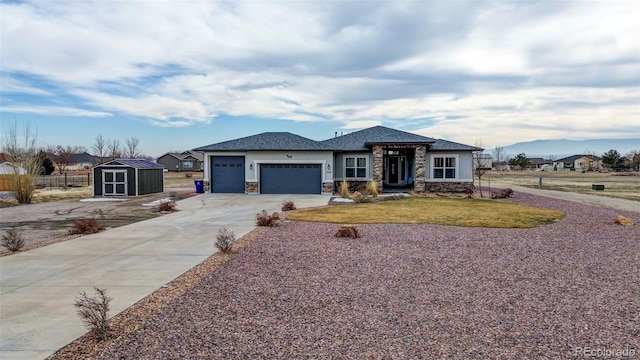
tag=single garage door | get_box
[260,164,321,194]
[211,156,245,193]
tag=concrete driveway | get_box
[0,194,331,360]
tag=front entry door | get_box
[388,156,400,184]
[103,170,127,196]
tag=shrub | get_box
[157,200,176,212]
[1,228,26,252]
[365,181,379,197]
[215,227,236,253]
[74,287,111,341]
[339,180,351,198]
[69,219,105,235]
[335,225,360,238]
[614,215,634,226]
[256,210,280,227]
[491,188,514,199]
[281,200,296,212]
[185,173,193,178]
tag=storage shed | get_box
[93,159,164,196]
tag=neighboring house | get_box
[555,155,602,171]
[193,126,481,194]
[473,154,493,170]
[0,162,27,191]
[528,158,552,170]
[0,153,7,164]
[67,152,99,170]
[157,151,204,172]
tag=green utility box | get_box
[592,184,605,191]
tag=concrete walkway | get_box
[492,185,639,212]
[0,194,331,360]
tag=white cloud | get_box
[0,105,111,117]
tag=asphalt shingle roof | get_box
[557,155,601,162]
[321,126,436,151]
[193,132,329,151]
[99,159,164,169]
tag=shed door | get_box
[260,164,321,194]
[103,170,127,196]
[211,156,245,193]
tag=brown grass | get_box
[288,197,564,228]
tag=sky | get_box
[1,0,639,158]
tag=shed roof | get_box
[97,159,164,169]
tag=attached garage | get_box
[210,156,245,193]
[93,159,164,196]
[260,164,322,194]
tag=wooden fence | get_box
[0,173,92,191]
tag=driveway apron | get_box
[0,194,330,360]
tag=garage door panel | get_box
[211,156,245,193]
[260,164,321,194]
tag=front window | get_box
[345,156,367,178]
[183,161,193,168]
[433,156,456,179]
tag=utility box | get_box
[592,184,605,191]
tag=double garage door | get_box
[210,157,321,194]
[260,164,321,194]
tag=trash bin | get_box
[194,180,204,193]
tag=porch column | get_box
[372,145,383,190]
[414,145,426,193]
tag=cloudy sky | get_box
[1,0,638,157]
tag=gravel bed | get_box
[93,192,639,359]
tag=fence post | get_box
[87,172,91,186]
[64,173,68,188]
[538,176,542,189]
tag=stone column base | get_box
[245,181,258,194]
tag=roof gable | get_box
[321,126,436,151]
[194,132,329,152]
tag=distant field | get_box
[484,170,640,201]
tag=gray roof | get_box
[321,126,436,151]
[194,126,480,153]
[98,159,164,169]
[193,132,329,151]
[557,154,601,162]
[159,150,204,161]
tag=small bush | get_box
[339,180,351,198]
[215,227,236,253]
[74,287,111,341]
[256,210,280,227]
[365,181,379,197]
[614,215,634,226]
[157,200,176,212]
[335,225,360,238]
[491,188,514,199]
[1,228,26,252]
[69,219,105,235]
[281,200,296,212]
[185,173,193,178]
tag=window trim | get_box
[431,154,459,180]
[344,155,369,180]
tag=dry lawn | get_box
[288,197,564,228]
[485,170,640,201]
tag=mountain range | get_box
[500,138,639,159]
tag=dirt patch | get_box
[0,190,194,256]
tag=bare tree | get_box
[492,146,507,171]
[124,137,140,158]
[107,139,121,159]
[627,150,640,171]
[473,140,487,197]
[1,121,42,204]
[93,134,106,158]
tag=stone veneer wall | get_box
[424,182,475,193]
[245,181,258,193]
[372,145,383,191]
[322,182,334,193]
[413,145,426,193]
[203,180,210,192]
[333,180,369,194]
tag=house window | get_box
[433,156,457,179]
[345,156,368,178]
[182,161,193,168]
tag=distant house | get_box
[157,151,204,172]
[473,154,493,170]
[528,158,552,170]
[555,155,602,171]
[0,153,7,164]
[0,162,27,191]
[67,152,99,170]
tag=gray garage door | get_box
[260,164,321,194]
[211,156,245,193]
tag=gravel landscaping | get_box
[90,192,639,359]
